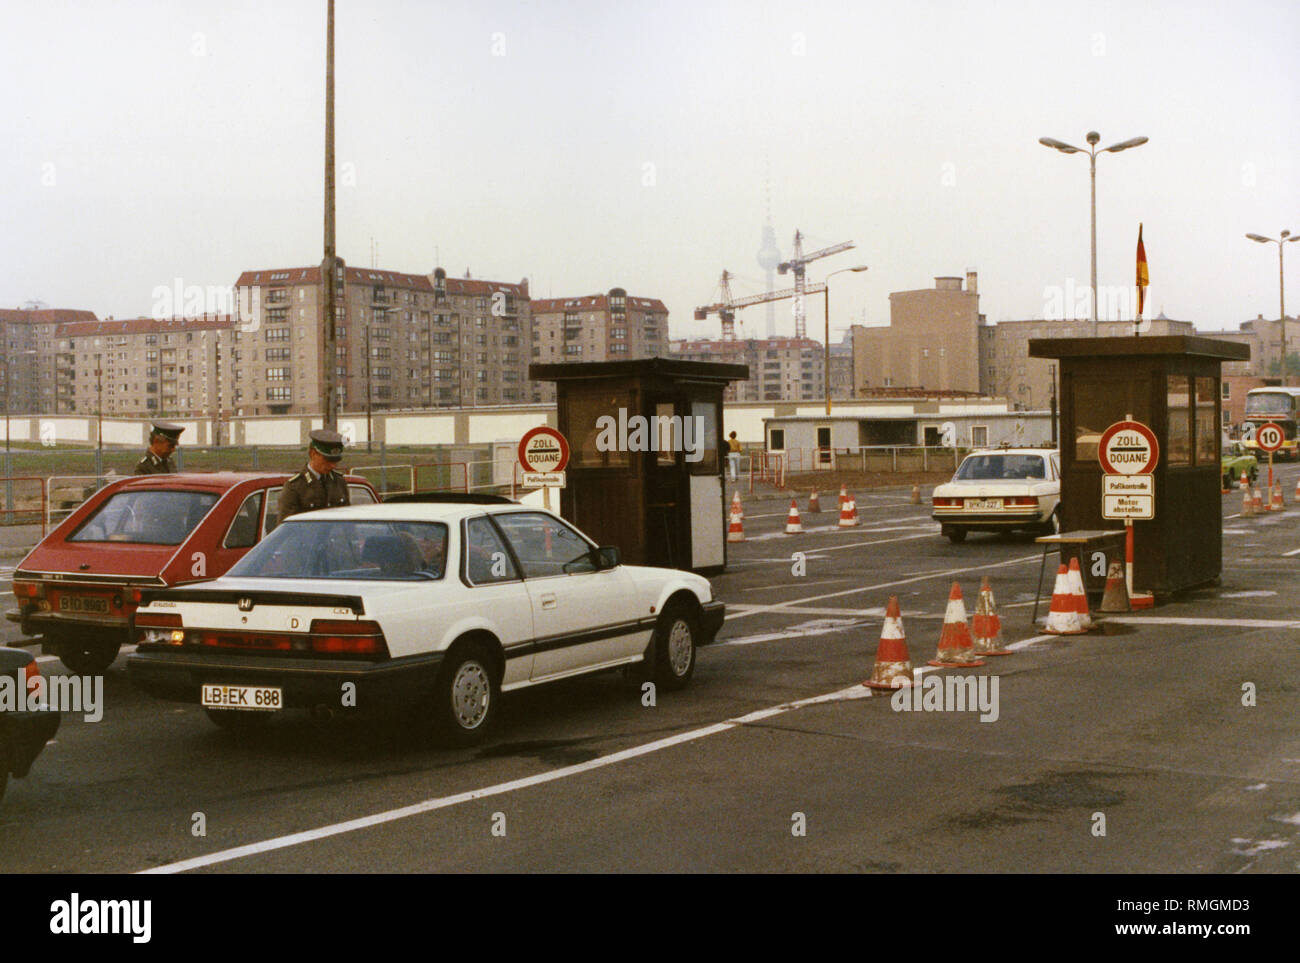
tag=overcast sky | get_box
[2,0,1296,342]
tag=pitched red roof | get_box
[56,315,235,337]
[440,277,529,298]
[235,266,434,291]
[0,308,98,325]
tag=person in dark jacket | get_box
[277,429,351,522]
[133,422,184,474]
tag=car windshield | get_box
[955,453,1046,481]
[1245,392,1295,416]
[67,490,220,545]
[228,519,449,580]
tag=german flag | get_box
[1136,223,1149,318]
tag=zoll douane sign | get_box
[1099,419,1158,520]
[1098,420,1160,475]
[519,426,570,488]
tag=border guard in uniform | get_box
[134,421,184,475]
[278,429,351,521]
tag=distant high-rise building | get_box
[530,288,670,402]
[0,307,99,415]
[670,337,823,403]
[756,221,782,338]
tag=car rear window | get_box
[955,454,1046,481]
[67,490,220,545]
[228,519,449,580]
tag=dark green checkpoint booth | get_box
[1029,335,1250,597]
[529,358,748,575]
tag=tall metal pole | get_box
[823,284,831,415]
[1280,239,1288,386]
[1089,150,1098,337]
[321,0,339,429]
[365,324,373,452]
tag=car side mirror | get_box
[596,546,621,570]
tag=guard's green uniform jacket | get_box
[277,468,350,521]
[133,452,176,475]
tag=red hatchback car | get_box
[7,472,379,674]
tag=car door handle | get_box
[540,592,557,609]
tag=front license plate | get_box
[965,499,1002,511]
[201,684,283,712]
[60,595,110,614]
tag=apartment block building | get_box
[669,337,823,402]
[0,307,98,414]
[57,315,235,419]
[529,289,669,402]
[233,264,531,416]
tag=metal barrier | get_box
[352,463,415,496]
[45,474,117,532]
[412,462,468,493]
[0,476,49,535]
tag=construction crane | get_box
[778,230,854,338]
[694,270,826,340]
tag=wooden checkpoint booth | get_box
[529,358,748,574]
[1029,335,1250,597]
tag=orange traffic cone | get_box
[1270,484,1285,512]
[727,509,745,543]
[1242,484,1255,516]
[1043,564,1085,635]
[1294,475,1300,503]
[839,484,848,508]
[1098,560,1130,612]
[785,498,803,533]
[929,583,984,667]
[1252,486,1264,514]
[1067,556,1094,630]
[864,596,914,690]
[972,577,1012,656]
[731,490,744,519]
[808,490,821,513]
[1241,470,1249,490]
[910,485,921,505]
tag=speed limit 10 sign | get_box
[1256,422,1285,453]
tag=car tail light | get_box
[1006,496,1040,507]
[308,619,389,657]
[13,581,44,600]
[24,660,41,697]
[933,497,962,508]
[197,631,296,652]
[136,611,185,645]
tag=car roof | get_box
[279,500,536,524]
[962,448,1058,457]
[102,472,372,492]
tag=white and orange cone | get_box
[1294,475,1300,503]
[1098,560,1130,613]
[838,496,859,527]
[808,489,821,513]
[910,485,921,505]
[731,490,744,519]
[929,583,985,667]
[785,498,803,534]
[1241,470,1249,490]
[1242,484,1255,516]
[864,595,914,690]
[839,484,848,507]
[727,509,745,543]
[1270,484,1285,512]
[1252,486,1264,514]
[1043,564,1085,635]
[972,577,1012,656]
[1066,556,1094,630]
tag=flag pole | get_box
[1135,222,1148,338]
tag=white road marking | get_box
[1220,590,1277,598]
[740,578,851,592]
[1106,617,1300,629]
[726,553,1041,621]
[139,680,879,874]
[1284,548,1300,557]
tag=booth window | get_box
[571,391,630,468]
[1166,375,1191,466]
[1072,379,1151,466]
[769,429,785,451]
[656,403,676,466]
[1195,377,1219,465]
[689,401,719,474]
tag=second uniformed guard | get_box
[134,421,184,475]
[277,428,351,522]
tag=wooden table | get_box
[1031,529,1126,623]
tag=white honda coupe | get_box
[127,497,725,745]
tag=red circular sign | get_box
[518,426,570,473]
[1257,422,1285,453]
[1098,420,1160,475]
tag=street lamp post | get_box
[824,265,869,415]
[1039,131,1149,336]
[1245,230,1299,384]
